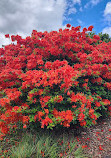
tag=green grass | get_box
[0,127,87,158]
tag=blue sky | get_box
[63,0,111,34]
[0,0,111,47]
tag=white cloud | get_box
[104,2,111,15]
[0,0,67,34]
[65,0,81,16]
[77,19,83,25]
[0,0,82,47]
[68,7,77,15]
[102,27,111,36]
[0,0,68,47]
[79,7,83,12]
[104,1,111,24]
[102,2,111,37]
[104,15,111,25]
[84,0,101,9]
[91,0,101,5]
[73,0,81,4]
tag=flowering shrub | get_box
[0,24,111,140]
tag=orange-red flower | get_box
[0,24,110,140]
[5,34,10,38]
[66,24,71,28]
[88,25,94,31]
[99,145,103,151]
[23,125,27,128]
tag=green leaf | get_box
[29,115,35,122]
[94,112,102,118]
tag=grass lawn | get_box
[0,116,111,158]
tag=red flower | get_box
[80,121,86,126]
[13,106,21,111]
[23,125,27,128]
[67,91,70,96]
[95,101,101,107]
[89,109,94,114]
[11,35,16,41]
[99,145,103,151]
[52,108,59,117]
[66,24,71,28]
[35,111,44,121]
[57,95,63,103]
[59,152,64,157]
[93,35,100,40]
[88,25,94,31]
[45,61,52,69]
[92,120,96,124]
[0,24,111,140]
[78,113,85,122]
[44,109,49,114]
[41,116,53,128]
[72,104,77,108]
[82,145,87,149]
[83,27,87,32]
[21,103,29,109]
[22,116,29,124]
[102,99,110,106]
[5,34,10,38]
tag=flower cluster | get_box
[0,24,111,139]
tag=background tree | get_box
[98,32,111,43]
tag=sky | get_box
[0,0,111,47]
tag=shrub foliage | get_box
[0,24,111,140]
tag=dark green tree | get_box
[98,32,111,43]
